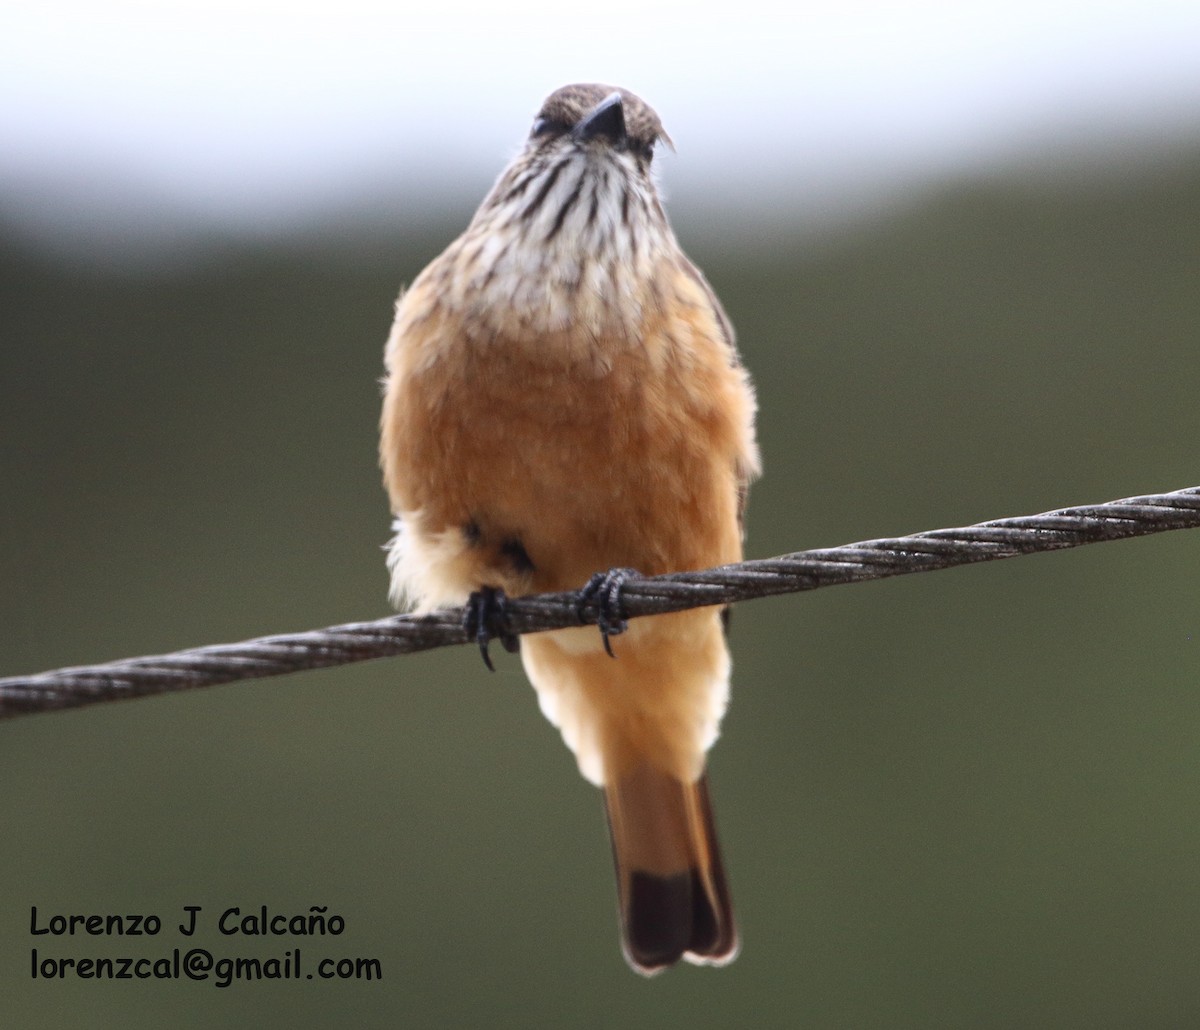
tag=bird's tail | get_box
[603,761,737,975]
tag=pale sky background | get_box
[1,0,1199,263]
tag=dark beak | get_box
[574,92,626,145]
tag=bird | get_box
[379,83,759,974]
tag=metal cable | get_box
[2,485,1196,719]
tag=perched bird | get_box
[379,83,759,974]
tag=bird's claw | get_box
[463,586,520,671]
[577,567,640,658]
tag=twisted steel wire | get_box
[1,485,1196,720]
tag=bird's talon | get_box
[578,567,640,658]
[464,586,517,671]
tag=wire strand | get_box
[2,484,1197,720]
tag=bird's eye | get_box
[530,116,570,138]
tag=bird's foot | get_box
[463,586,520,671]
[577,567,640,658]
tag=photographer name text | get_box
[27,905,381,988]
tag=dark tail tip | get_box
[623,868,736,975]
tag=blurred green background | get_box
[1,149,1198,1028]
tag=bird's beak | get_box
[574,92,627,145]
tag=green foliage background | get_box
[1,152,1198,1027]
